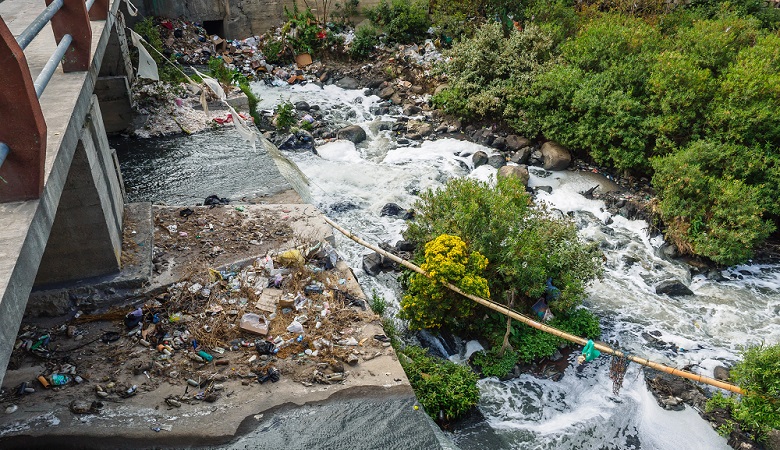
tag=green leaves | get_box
[399,346,480,421]
[706,343,780,441]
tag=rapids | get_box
[116,80,780,449]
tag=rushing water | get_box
[116,80,780,449]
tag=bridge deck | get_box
[0,0,117,386]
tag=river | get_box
[115,81,780,449]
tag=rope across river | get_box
[322,216,746,396]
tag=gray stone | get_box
[472,151,488,168]
[378,86,395,99]
[335,77,359,90]
[362,252,384,276]
[294,101,311,111]
[766,430,780,450]
[487,154,506,169]
[336,125,367,144]
[510,146,532,165]
[541,141,572,171]
[492,136,506,150]
[535,185,553,194]
[498,165,529,186]
[713,366,730,381]
[505,135,531,151]
[655,279,694,297]
[403,105,422,115]
[390,93,403,105]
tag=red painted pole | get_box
[47,0,92,72]
[0,17,47,202]
[88,0,109,21]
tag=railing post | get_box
[47,0,92,72]
[0,17,47,202]
[88,0,109,21]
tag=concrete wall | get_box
[137,0,381,39]
[34,96,125,286]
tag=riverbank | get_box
[0,199,449,448]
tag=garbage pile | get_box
[3,240,392,414]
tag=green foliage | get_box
[133,18,188,83]
[208,57,233,86]
[708,33,780,148]
[262,38,290,65]
[472,348,518,378]
[133,18,163,64]
[365,0,431,44]
[370,290,387,316]
[399,346,479,421]
[284,5,323,54]
[405,177,603,316]
[331,0,360,25]
[705,343,780,441]
[400,234,490,330]
[432,22,555,122]
[652,139,778,265]
[274,101,296,131]
[350,25,379,59]
[509,309,601,361]
[239,83,261,125]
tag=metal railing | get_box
[0,0,108,201]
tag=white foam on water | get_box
[315,140,362,162]
[248,80,780,450]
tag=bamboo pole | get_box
[323,216,746,395]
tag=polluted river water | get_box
[115,80,780,449]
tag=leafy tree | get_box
[405,176,603,315]
[400,234,490,330]
[706,343,780,441]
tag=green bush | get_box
[350,25,379,59]
[370,290,387,316]
[399,346,479,421]
[365,0,431,44]
[208,57,233,86]
[432,22,555,122]
[705,343,780,441]
[651,139,778,265]
[284,5,322,54]
[507,308,601,362]
[405,176,603,317]
[274,101,296,131]
[400,234,490,330]
[472,348,518,378]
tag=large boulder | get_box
[472,151,488,168]
[362,252,384,276]
[487,154,507,169]
[510,146,533,165]
[336,125,367,144]
[713,366,730,381]
[498,165,529,186]
[541,141,572,171]
[378,86,395,99]
[655,279,694,296]
[380,203,413,219]
[505,135,531,152]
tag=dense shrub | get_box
[432,22,555,123]
[365,0,431,44]
[706,343,780,441]
[399,346,480,421]
[651,140,778,265]
[400,234,490,330]
[405,177,603,316]
[350,24,379,59]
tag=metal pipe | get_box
[85,0,96,11]
[16,0,65,50]
[0,142,9,170]
[34,33,72,98]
